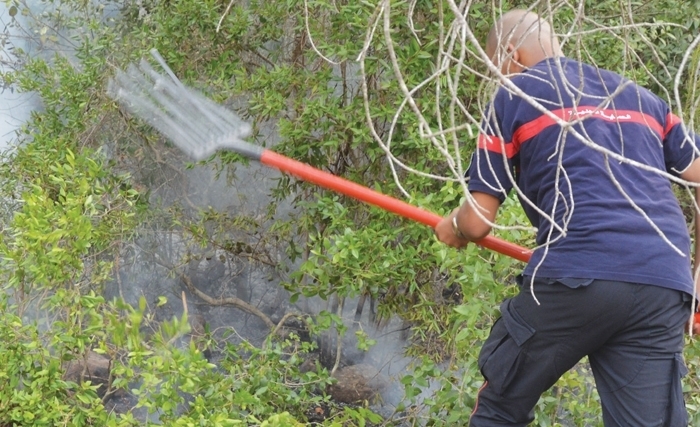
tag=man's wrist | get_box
[452,216,468,240]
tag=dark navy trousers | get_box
[470,278,691,427]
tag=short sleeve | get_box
[663,111,700,176]
[467,106,515,203]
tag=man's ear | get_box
[506,43,527,74]
[508,43,520,64]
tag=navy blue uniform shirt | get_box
[469,57,698,295]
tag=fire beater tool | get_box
[107,49,531,263]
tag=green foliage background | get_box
[0,0,698,425]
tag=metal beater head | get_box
[107,49,258,161]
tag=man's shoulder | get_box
[497,57,663,111]
[520,57,626,89]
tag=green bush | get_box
[0,0,697,425]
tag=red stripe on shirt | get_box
[479,107,667,159]
[478,133,516,158]
[664,112,682,137]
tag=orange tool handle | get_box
[261,150,700,330]
[260,150,533,263]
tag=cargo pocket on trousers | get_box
[477,299,536,396]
